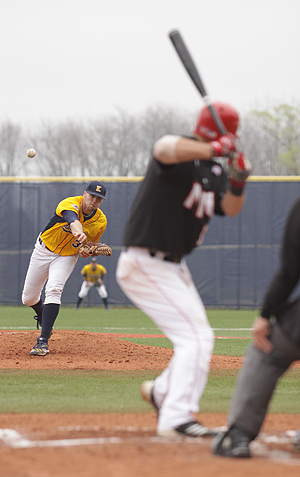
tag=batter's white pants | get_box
[116,247,214,432]
[22,237,79,306]
[78,281,108,299]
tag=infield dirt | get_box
[0,329,299,477]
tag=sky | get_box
[1,0,300,127]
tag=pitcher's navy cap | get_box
[85,180,106,199]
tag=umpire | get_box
[212,196,300,458]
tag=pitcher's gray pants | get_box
[228,322,300,440]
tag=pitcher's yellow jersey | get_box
[40,196,107,256]
[81,264,107,283]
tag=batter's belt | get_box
[125,247,180,263]
[149,249,181,263]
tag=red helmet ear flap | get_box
[194,102,239,140]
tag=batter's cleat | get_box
[33,315,42,330]
[292,430,300,451]
[158,421,216,438]
[30,338,49,356]
[212,428,251,458]
[140,380,159,411]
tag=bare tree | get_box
[0,121,24,176]
[3,102,300,178]
[35,120,90,176]
[239,114,280,175]
[84,106,194,177]
[110,109,143,176]
[138,104,195,175]
[86,117,119,176]
[85,110,143,176]
[239,103,300,175]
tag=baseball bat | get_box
[169,29,227,136]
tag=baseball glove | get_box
[78,242,112,258]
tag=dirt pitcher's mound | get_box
[1,330,299,372]
[0,329,250,371]
[0,330,172,370]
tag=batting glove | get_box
[227,151,252,195]
[210,134,236,157]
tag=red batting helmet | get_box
[194,102,239,140]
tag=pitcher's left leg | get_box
[34,254,78,348]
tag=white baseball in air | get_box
[27,148,36,158]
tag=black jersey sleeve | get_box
[261,198,300,318]
[214,168,228,216]
[62,210,79,224]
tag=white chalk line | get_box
[0,327,253,332]
[0,429,121,448]
[57,425,153,432]
[1,428,300,465]
[0,428,204,448]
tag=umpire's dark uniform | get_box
[228,197,300,439]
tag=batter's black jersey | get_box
[261,197,300,346]
[123,149,228,261]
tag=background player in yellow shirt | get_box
[75,258,109,310]
[22,180,107,356]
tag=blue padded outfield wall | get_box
[1,177,300,309]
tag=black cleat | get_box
[212,428,251,458]
[30,338,49,356]
[292,430,300,451]
[158,421,216,438]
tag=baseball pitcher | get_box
[22,180,108,356]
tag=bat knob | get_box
[169,29,180,38]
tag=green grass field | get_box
[0,306,299,414]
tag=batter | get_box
[22,180,107,356]
[116,102,251,437]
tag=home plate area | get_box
[1,426,300,463]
